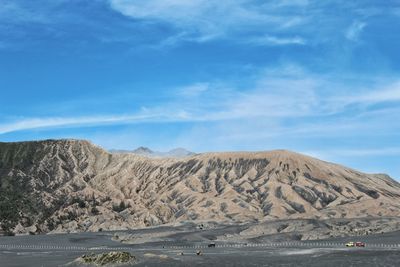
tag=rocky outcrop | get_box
[0,139,399,235]
[77,252,136,266]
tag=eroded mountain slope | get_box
[0,139,399,234]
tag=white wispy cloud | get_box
[0,115,143,135]
[106,1,384,47]
[354,81,400,103]
[0,112,183,135]
[0,1,384,49]
[328,81,400,109]
[345,21,367,41]
[2,65,399,136]
[108,0,308,43]
[248,35,306,46]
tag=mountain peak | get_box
[166,148,195,157]
[132,146,154,154]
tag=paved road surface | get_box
[1,231,400,266]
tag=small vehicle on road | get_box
[208,243,216,248]
[355,242,365,247]
[346,241,366,247]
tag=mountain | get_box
[110,146,195,158]
[164,148,196,158]
[108,147,153,155]
[131,146,154,155]
[0,139,399,235]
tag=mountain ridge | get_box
[0,139,399,235]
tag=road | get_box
[1,240,400,251]
[1,231,400,266]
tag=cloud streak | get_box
[106,0,389,47]
[2,65,399,136]
[248,35,306,46]
[345,21,367,41]
[0,0,389,50]
[0,111,193,135]
[108,0,309,43]
[0,115,151,135]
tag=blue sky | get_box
[1,0,400,179]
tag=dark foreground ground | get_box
[1,223,400,267]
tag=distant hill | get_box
[110,146,195,158]
[0,139,399,235]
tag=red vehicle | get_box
[355,242,365,247]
